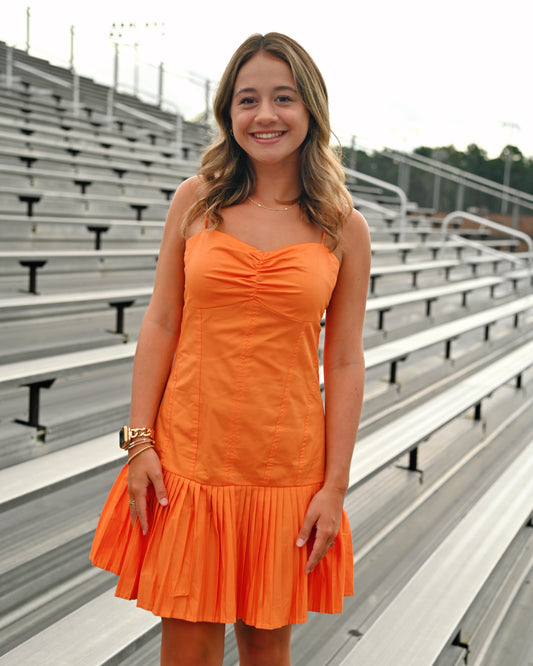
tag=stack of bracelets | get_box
[119,426,155,464]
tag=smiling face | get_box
[230,51,310,170]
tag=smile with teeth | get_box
[252,131,285,139]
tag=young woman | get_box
[91,32,371,666]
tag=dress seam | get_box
[157,341,179,460]
[161,468,323,489]
[189,309,202,478]
[295,386,315,484]
[262,323,305,483]
[221,300,258,482]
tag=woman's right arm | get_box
[127,176,201,534]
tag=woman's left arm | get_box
[297,208,371,573]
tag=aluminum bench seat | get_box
[348,338,533,487]
[320,293,533,384]
[365,275,505,329]
[340,438,533,666]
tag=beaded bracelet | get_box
[127,444,155,464]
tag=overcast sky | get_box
[2,0,532,159]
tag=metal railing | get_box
[440,211,533,279]
[2,43,190,160]
[3,13,213,125]
[344,167,408,240]
[385,149,533,228]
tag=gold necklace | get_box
[248,196,298,212]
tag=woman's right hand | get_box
[127,448,168,535]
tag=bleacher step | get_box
[0,569,118,661]
[0,433,122,510]
[453,527,533,666]
[0,589,160,666]
[339,439,533,665]
[1,534,100,625]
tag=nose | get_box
[255,100,278,123]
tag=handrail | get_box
[385,148,533,214]
[113,101,176,132]
[440,211,533,276]
[2,37,210,132]
[13,60,71,89]
[448,234,525,266]
[387,148,533,206]
[344,167,408,240]
[351,197,400,222]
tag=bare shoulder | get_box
[336,208,371,267]
[170,175,203,212]
[341,208,370,250]
[178,175,203,197]
[162,176,203,239]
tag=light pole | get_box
[182,70,214,125]
[108,21,141,125]
[109,21,167,100]
[70,25,80,116]
[501,148,521,216]
[25,6,30,53]
[106,25,121,127]
[69,25,75,71]
[500,122,521,215]
[350,135,357,171]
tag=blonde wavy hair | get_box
[182,32,352,245]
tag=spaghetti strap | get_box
[321,231,326,244]
[204,216,209,229]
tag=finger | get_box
[128,497,137,527]
[150,469,169,507]
[296,509,317,548]
[304,532,331,574]
[134,493,148,535]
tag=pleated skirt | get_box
[90,465,354,629]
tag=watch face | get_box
[119,426,129,449]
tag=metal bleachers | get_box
[1,44,533,666]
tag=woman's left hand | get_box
[296,486,345,574]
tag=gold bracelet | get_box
[127,444,155,464]
[130,427,155,439]
[120,426,155,450]
[126,437,155,450]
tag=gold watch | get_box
[119,426,155,449]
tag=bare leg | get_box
[160,618,225,666]
[234,619,292,666]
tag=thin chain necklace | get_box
[248,196,298,212]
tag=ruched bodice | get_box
[185,229,338,319]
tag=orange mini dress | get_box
[90,227,354,629]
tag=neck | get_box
[250,159,301,205]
